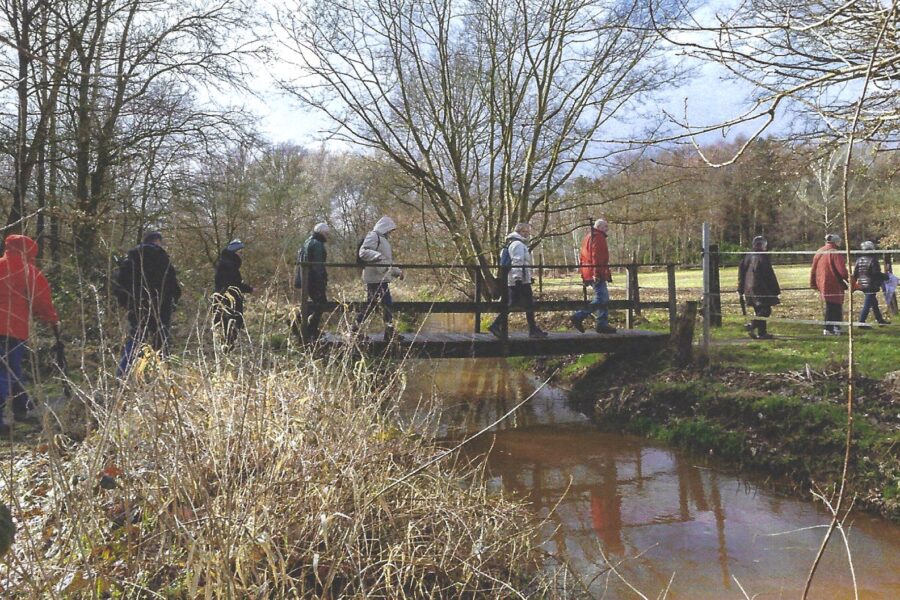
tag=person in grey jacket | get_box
[353,216,404,341]
[488,223,547,339]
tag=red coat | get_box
[0,235,59,340]
[810,242,849,303]
[579,228,611,283]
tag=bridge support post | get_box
[667,263,677,335]
[474,270,483,333]
[709,244,722,327]
[625,263,637,329]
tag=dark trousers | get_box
[860,292,885,324]
[490,283,537,332]
[212,287,245,349]
[356,283,393,326]
[0,336,28,423]
[751,304,771,335]
[119,311,171,376]
[304,280,328,335]
[824,302,843,332]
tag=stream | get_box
[398,315,900,599]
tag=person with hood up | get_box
[738,236,781,339]
[488,223,548,339]
[295,223,329,339]
[212,239,254,348]
[853,240,890,325]
[570,218,616,334]
[115,231,181,375]
[810,233,849,335]
[0,235,60,433]
[354,216,404,341]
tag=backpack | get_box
[356,233,382,266]
[498,240,514,276]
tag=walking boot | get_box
[744,322,757,339]
[569,316,585,333]
[383,326,397,343]
[488,322,507,340]
[595,323,617,334]
[529,327,548,339]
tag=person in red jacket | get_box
[810,233,849,335]
[570,218,616,334]
[0,235,60,433]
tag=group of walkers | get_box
[293,217,617,341]
[739,233,893,340]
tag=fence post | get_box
[298,263,310,341]
[701,223,711,358]
[538,253,544,295]
[630,252,641,316]
[667,263,677,335]
[709,243,722,327]
[474,270,483,333]
[625,263,636,329]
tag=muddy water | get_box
[399,314,900,598]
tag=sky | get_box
[242,0,771,152]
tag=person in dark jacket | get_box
[295,223,329,339]
[853,240,890,325]
[212,239,254,349]
[115,231,181,375]
[738,236,781,339]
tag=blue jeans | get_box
[0,336,28,422]
[573,280,609,327]
[859,292,885,323]
[118,313,171,377]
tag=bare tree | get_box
[278,0,684,294]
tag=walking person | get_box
[570,218,616,334]
[212,239,254,349]
[353,216,404,342]
[0,235,61,434]
[488,223,548,340]
[738,236,781,339]
[810,233,849,335]
[853,240,890,326]
[295,223,329,340]
[115,231,181,375]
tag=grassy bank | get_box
[1,342,548,597]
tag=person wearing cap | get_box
[114,231,182,375]
[295,223,330,339]
[0,235,61,433]
[570,218,616,335]
[853,240,890,325]
[738,236,781,339]
[810,233,849,335]
[212,239,254,348]
[487,222,548,340]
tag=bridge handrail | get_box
[294,261,675,270]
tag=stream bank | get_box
[533,350,900,521]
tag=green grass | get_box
[710,315,899,378]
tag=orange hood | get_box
[4,234,38,263]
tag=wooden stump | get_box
[670,300,698,367]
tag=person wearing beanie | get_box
[487,222,548,340]
[0,235,61,433]
[810,233,849,335]
[853,240,890,325]
[114,230,181,375]
[738,236,781,339]
[570,218,616,335]
[295,223,330,340]
[212,239,254,349]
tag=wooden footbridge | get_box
[296,261,679,359]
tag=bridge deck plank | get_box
[315,329,667,359]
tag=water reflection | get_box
[399,315,900,598]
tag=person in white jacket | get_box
[353,216,404,340]
[488,223,547,339]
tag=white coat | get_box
[504,232,533,286]
[359,216,403,284]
